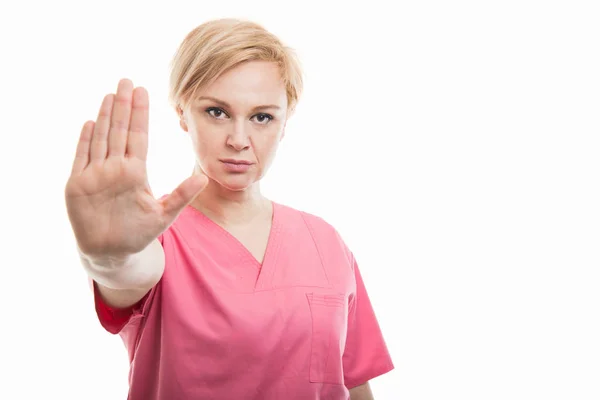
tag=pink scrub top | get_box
[92,201,394,399]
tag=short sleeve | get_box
[91,279,150,334]
[343,255,395,389]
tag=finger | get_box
[107,79,134,157]
[126,86,149,161]
[90,94,114,161]
[161,173,209,220]
[71,121,95,175]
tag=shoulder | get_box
[277,202,354,263]
[277,201,338,233]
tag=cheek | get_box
[189,135,214,167]
[253,137,281,167]
[190,124,218,154]
[255,127,283,148]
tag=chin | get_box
[215,173,259,192]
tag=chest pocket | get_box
[306,292,348,384]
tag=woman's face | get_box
[180,61,288,192]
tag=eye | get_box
[206,107,228,119]
[252,113,274,125]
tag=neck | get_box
[189,169,271,227]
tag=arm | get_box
[342,254,395,394]
[349,382,374,400]
[65,79,207,310]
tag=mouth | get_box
[220,159,254,165]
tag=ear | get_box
[179,118,189,133]
[177,106,189,133]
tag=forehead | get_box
[199,61,287,107]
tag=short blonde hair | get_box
[169,18,303,115]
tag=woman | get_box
[65,18,394,400]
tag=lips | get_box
[220,158,254,173]
[220,159,253,165]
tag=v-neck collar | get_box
[184,201,283,291]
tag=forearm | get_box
[349,382,374,400]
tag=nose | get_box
[226,120,251,151]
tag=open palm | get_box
[65,79,207,259]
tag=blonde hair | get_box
[169,18,303,115]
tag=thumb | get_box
[160,173,209,221]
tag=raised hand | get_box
[65,79,208,260]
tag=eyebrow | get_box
[197,96,281,111]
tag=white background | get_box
[0,0,599,399]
